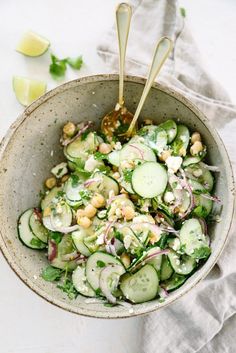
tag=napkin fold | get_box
[97,1,236,352]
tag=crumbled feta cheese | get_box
[166,156,183,174]
[114,141,122,150]
[96,233,105,245]
[164,191,175,204]
[168,238,180,251]
[124,235,132,249]
[84,155,100,172]
[51,162,68,178]
[193,169,203,177]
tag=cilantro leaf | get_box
[67,56,83,70]
[96,260,106,268]
[93,151,108,161]
[79,189,92,201]
[70,174,80,187]
[57,278,78,299]
[192,246,211,259]
[49,231,63,244]
[41,266,63,282]
[180,7,186,18]
[49,54,67,79]
[123,169,133,183]
[30,238,44,247]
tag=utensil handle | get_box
[116,3,132,106]
[127,37,173,136]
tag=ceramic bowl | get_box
[0,75,234,318]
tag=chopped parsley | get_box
[96,260,106,268]
[50,54,83,80]
[94,151,108,160]
[123,169,133,183]
[30,238,44,247]
[41,266,63,282]
[79,189,92,201]
[49,231,63,244]
[70,174,80,187]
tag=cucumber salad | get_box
[18,119,221,305]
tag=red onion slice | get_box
[99,265,125,304]
[62,121,94,146]
[159,286,169,298]
[48,240,57,261]
[201,193,221,204]
[178,168,195,219]
[200,162,220,172]
[83,177,102,187]
[129,144,144,159]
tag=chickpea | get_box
[77,216,92,228]
[99,143,112,154]
[143,119,153,125]
[76,209,85,218]
[91,193,105,208]
[159,150,172,162]
[112,172,120,180]
[45,177,56,189]
[43,207,51,217]
[84,204,97,218]
[122,206,135,220]
[191,132,201,144]
[190,141,203,156]
[120,160,134,169]
[120,253,131,268]
[149,233,159,245]
[63,122,76,137]
[61,174,69,183]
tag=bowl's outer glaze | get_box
[0,75,234,318]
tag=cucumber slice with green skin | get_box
[83,234,100,253]
[108,150,120,167]
[145,246,163,272]
[72,265,96,297]
[132,162,168,198]
[51,162,68,179]
[160,255,173,281]
[193,194,213,218]
[18,209,46,249]
[100,264,126,303]
[71,229,91,257]
[171,125,190,156]
[41,186,62,210]
[64,177,83,205]
[118,226,144,256]
[158,120,177,143]
[66,132,99,161]
[185,164,214,192]
[120,142,156,163]
[97,209,108,220]
[168,249,196,275]
[29,209,48,243]
[48,234,78,271]
[85,252,124,291]
[88,172,119,198]
[43,203,72,231]
[120,264,159,303]
[161,273,186,291]
[179,218,211,259]
[188,179,207,194]
[182,156,201,167]
[137,125,168,154]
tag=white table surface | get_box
[0,1,235,352]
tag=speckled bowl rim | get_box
[0,74,235,319]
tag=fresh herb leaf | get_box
[70,174,80,187]
[57,278,78,299]
[49,54,67,79]
[80,130,90,141]
[123,169,133,183]
[49,231,63,244]
[114,229,123,241]
[30,238,44,247]
[104,303,116,307]
[180,7,186,18]
[56,167,63,176]
[67,56,83,70]
[99,165,111,175]
[79,189,92,201]
[95,288,102,296]
[192,246,211,259]
[193,205,208,218]
[156,233,169,249]
[96,260,106,268]
[94,151,108,161]
[56,190,65,198]
[115,121,129,135]
[41,266,63,282]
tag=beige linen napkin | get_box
[97,1,236,352]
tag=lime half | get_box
[13,76,47,106]
[16,31,50,57]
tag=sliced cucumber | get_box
[138,125,168,154]
[179,218,211,259]
[168,249,196,275]
[171,124,190,155]
[66,132,98,162]
[43,203,72,232]
[29,209,48,243]
[145,246,163,272]
[18,209,46,249]
[132,162,168,198]
[87,171,119,198]
[49,235,78,271]
[188,179,207,194]
[185,164,214,192]
[108,150,120,167]
[71,229,91,257]
[158,119,177,143]
[161,273,186,291]
[160,255,173,281]
[182,156,201,167]
[85,252,124,291]
[41,186,62,210]
[72,265,96,297]
[120,264,159,303]
[64,177,83,206]
[83,234,100,253]
[120,142,156,162]
[193,194,213,218]
[100,264,126,303]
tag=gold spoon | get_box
[124,36,173,138]
[101,3,133,138]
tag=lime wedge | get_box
[13,76,47,106]
[16,31,50,57]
